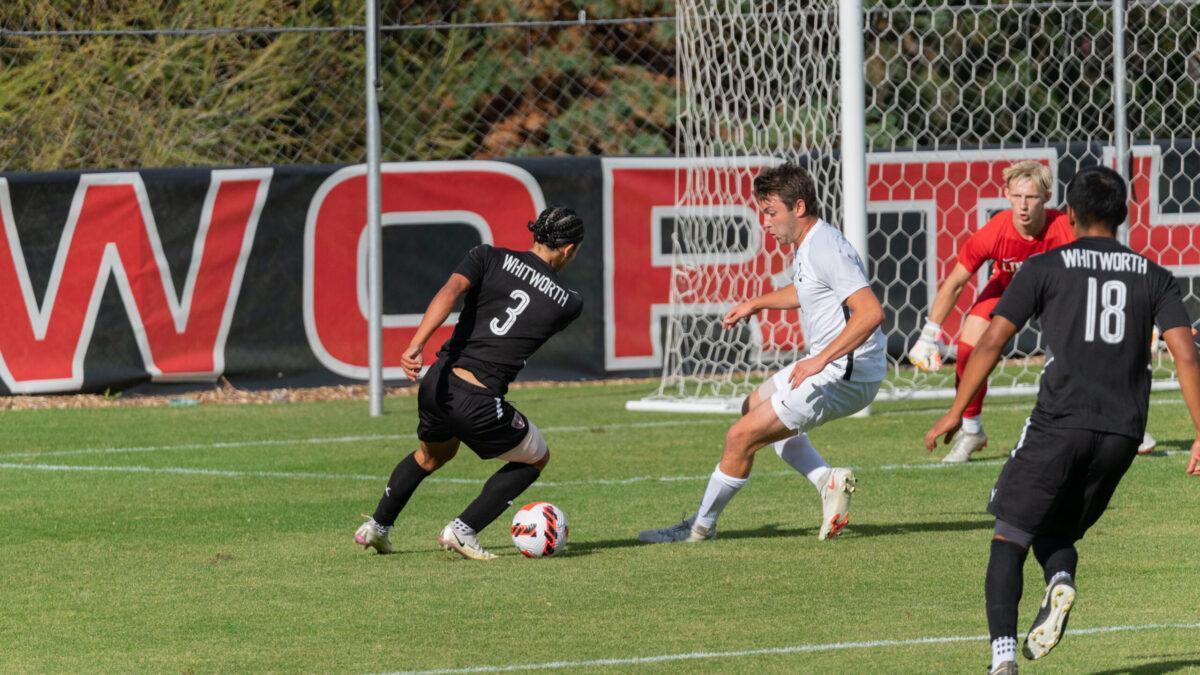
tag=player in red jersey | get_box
[908,161,1075,462]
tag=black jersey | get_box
[993,236,1192,438]
[436,245,583,395]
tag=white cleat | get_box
[1137,432,1156,455]
[354,518,393,555]
[437,523,498,561]
[1022,577,1076,660]
[638,514,715,543]
[942,431,988,463]
[818,468,855,541]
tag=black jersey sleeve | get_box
[991,259,1043,328]
[452,245,492,286]
[556,293,584,331]
[1151,267,1192,332]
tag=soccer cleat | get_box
[988,660,1018,674]
[1022,577,1076,660]
[638,514,716,543]
[354,517,393,555]
[1137,432,1156,455]
[818,468,855,541]
[437,523,498,561]
[942,431,988,463]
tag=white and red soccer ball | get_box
[510,501,568,558]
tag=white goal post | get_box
[629,0,1200,414]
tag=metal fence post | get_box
[366,0,384,416]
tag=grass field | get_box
[2,383,1198,673]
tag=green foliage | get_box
[4,1,1200,170]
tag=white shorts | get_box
[760,362,881,432]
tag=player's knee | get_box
[724,425,757,457]
[993,520,1033,549]
[498,422,549,467]
[415,443,457,471]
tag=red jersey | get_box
[957,208,1074,290]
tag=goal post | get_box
[630,0,1200,414]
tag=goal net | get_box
[630,0,1200,413]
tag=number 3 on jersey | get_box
[490,290,531,336]
[1084,277,1126,344]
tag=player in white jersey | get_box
[640,163,887,543]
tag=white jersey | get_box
[790,220,887,383]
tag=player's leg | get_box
[984,421,1081,668]
[753,374,837,490]
[986,521,1031,674]
[944,292,999,462]
[356,438,460,554]
[765,364,879,540]
[1023,431,1138,658]
[639,389,793,544]
[439,399,549,561]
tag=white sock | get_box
[695,466,748,529]
[962,415,984,435]
[774,434,831,489]
[1049,571,1073,586]
[451,518,476,536]
[991,636,1016,670]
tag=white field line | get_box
[0,461,796,487]
[2,445,1192,486]
[0,395,1184,463]
[0,419,731,461]
[386,621,1200,674]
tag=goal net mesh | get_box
[635,0,1200,412]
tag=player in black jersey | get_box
[925,166,1200,674]
[354,206,584,560]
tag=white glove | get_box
[907,319,945,372]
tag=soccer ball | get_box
[510,501,568,558]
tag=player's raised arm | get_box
[1161,326,1200,476]
[722,285,800,329]
[924,315,1019,451]
[400,272,472,380]
[909,262,974,371]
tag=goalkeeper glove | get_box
[907,319,946,372]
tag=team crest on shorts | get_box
[512,413,527,430]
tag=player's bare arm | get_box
[908,262,974,371]
[722,285,800,329]
[400,272,472,380]
[1161,326,1200,476]
[788,286,884,389]
[924,315,1019,451]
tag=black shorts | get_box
[416,359,531,459]
[988,417,1138,541]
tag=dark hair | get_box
[528,205,584,248]
[1066,166,1127,233]
[752,162,819,217]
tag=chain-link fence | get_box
[1,2,676,171]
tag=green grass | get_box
[1,384,1198,672]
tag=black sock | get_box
[371,452,431,526]
[1033,536,1078,583]
[985,539,1029,641]
[457,462,541,532]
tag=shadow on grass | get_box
[566,518,993,557]
[1089,655,1200,674]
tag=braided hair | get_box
[528,205,584,249]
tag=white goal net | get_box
[631,0,1200,413]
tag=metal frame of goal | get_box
[629,0,1200,414]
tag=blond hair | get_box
[1002,160,1052,194]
